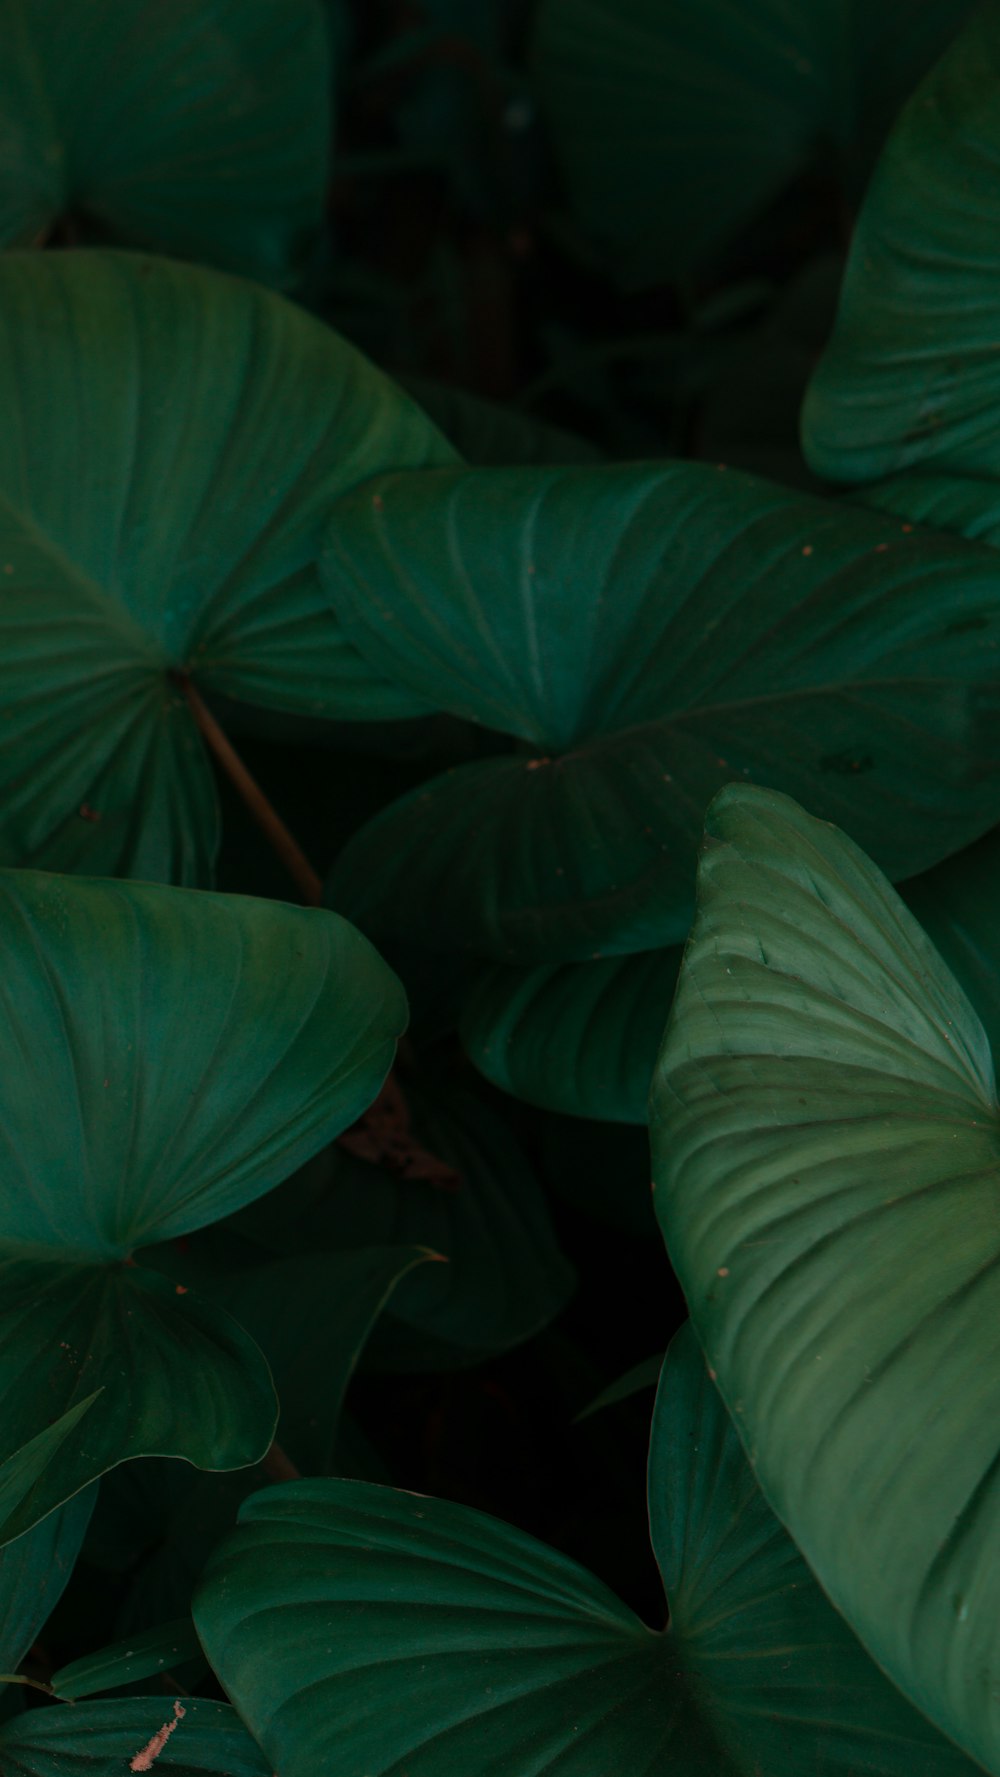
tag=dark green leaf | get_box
[531,0,971,286]
[0,0,330,286]
[0,865,405,1540]
[0,251,450,885]
[193,1324,973,1776]
[461,950,680,1123]
[0,1493,95,1672]
[52,1619,202,1702]
[650,784,1000,1769]
[803,4,1000,486]
[577,1353,663,1420]
[0,1698,268,1777]
[325,460,1000,961]
[228,1080,576,1368]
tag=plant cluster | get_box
[1,1,999,1773]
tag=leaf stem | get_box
[174,674,323,907]
[0,1673,59,1699]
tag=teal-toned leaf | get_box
[0,0,330,287]
[228,1078,575,1368]
[325,460,1000,962]
[0,1493,95,1672]
[52,1619,203,1702]
[650,783,1000,1769]
[0,1699,269,1777]
[803,4,1000,486]
[461,949,680,1122]
[531,0,971,287]
[0,251,451,885]
[0,864,405,1542]
[193,1324,973,1777]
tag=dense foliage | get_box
[1,1,999,1772]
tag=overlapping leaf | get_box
[531,0,971,286]
[651,785,1000,1770]
[0,1699,269,1777]
[0,0,330,286]
[461,950,680,1122]
[0,251,451,885]
[0,865,405,1543]
[226,1079,575,1368]
[193,1324,973,1777]
[325,460,1000,962]
[803,3,1000,487]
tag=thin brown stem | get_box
[174,673,322,907]
[0,1673,59,1699]
[260,1441,302,1485]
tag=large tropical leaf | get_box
[0,865,405,1544]
[192,1324,973,1777]
[0,0,330,287]
[0,1699,268,1777]
[650,784,1000,1770]
[0,250,450,886]
[325,460,1000,962]
[530,0,971,287]
[460,949,680,1123]
[803,3,1000,486]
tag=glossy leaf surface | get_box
[0,865,405,1540]
[327,460,1000,962]
[0,251,449,885]
[804,3,1000,486]
[194,1324,972,1776]
[531,0,971,286]
[0,0,330,286]
[461,950,680,1122]
[651,785,1000,1769]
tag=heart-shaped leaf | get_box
[325,460,1000,962]
[193,1323,974,1776]
[0,250,450,886]
[803,3,1000,486]
[0,0,330,287]
[650,783,1000,1769]
[0,1699,269,1777]
[461,950,680,1123]
[0,864,405,1543]
[531,0,971,286]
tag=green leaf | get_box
[401,375,604,465]
[0,1492,95,1672]
[803,4,1000,486]
[227,1079,576,1368]
[0,1698,269,1777]
[52,1619,203,1702]
[530,0,971,287]
[650,783,1000,1769]
[86,1245,428,1633]
[461,949,680,1123]
[0,0,330,287]
[0,864,405,1542]
[325,460,1000,962]
[0,250,451,885]
[192,1324,973,1776]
